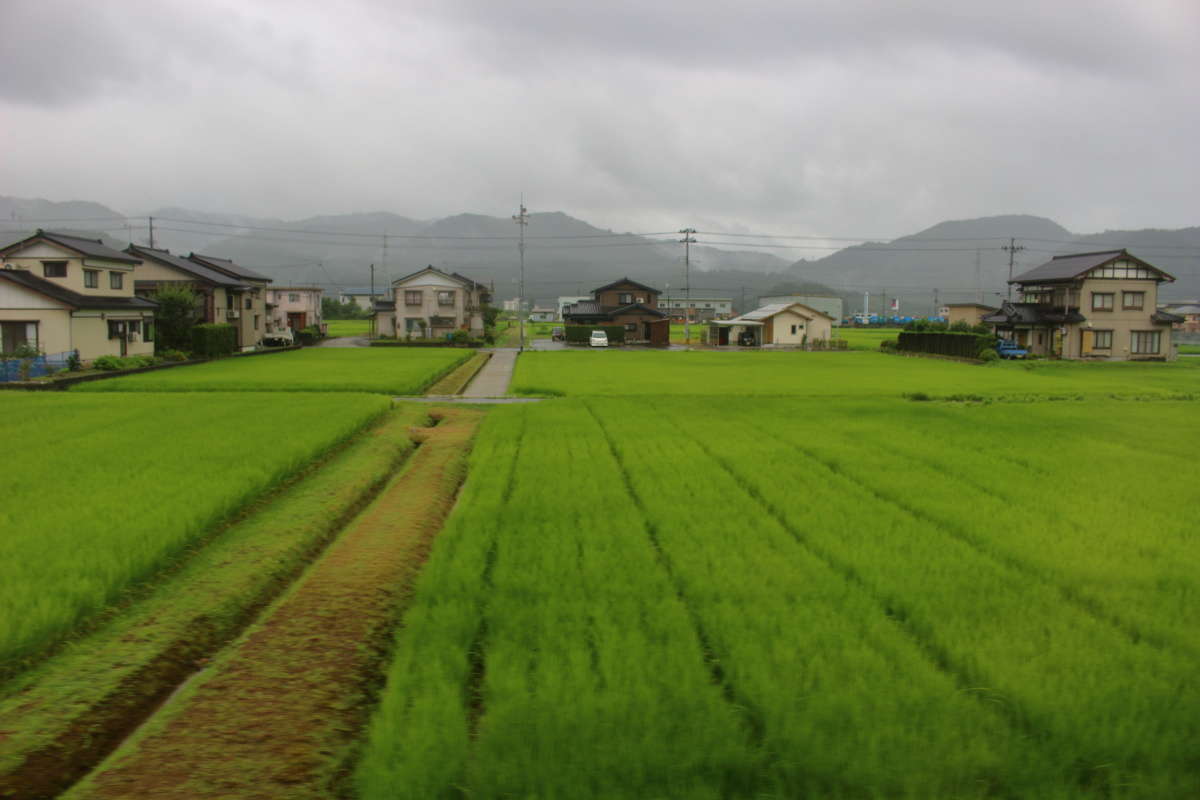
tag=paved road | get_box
[461,348,518,397]
[318,336,370,347]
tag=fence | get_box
[0,350,76,382]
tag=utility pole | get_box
[148,216,155,248]
[974,249,982,304]
[381,234,389,289]
[933,288,939,320]
[679,228,696,344]
[369,263,376,337]
[1002,238,1025,300]
[512,199,529,352]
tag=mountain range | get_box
[2,196,1196,316]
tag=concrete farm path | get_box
[460,347,518,397]
[68,407,483,800]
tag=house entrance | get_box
[287,312,307,330]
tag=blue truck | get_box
[995,338,1028,359]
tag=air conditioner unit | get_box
[227,310,240,319]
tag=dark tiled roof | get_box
[0,269,157,310]
[982,302,1085,326]
[591,277,661,296]
[0,229,141,264]
[563,300,602,316]
[1152,309,1185,324]
[1011,249,1173,283]
[451,271,489,292]
[609,302,666,318]
[188,253,273,282]
[564,301,666,322]
[126,244,246,287]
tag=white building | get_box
[339,287,386,311]
[269,286,323,332]
[373,265,491,338]
[556,296,590,319]
[757,294,844,325]
[659,296,733,320]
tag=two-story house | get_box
[0,230,156,362]
[128,244,248,328]
[984,250,1182,360]
[561,278,669,345]
[185,254,273,349]
[373,265,491,338]
[268,286,324,333]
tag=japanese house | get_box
[561,277,669,346]
[984,250,1181,360]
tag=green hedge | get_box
[565,325,625,344]
[897,331,994,359]
[190,323,238,357]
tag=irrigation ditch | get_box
[0,403,485,799]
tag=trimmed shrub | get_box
[159,349,189,362]
[190,323,238,357]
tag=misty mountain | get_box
[786,214,1200,315]
[3,196,1195,316]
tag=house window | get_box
[42,261,67,278]
[83,269,99,288]
[624,322,637,331]
[1122,291,1144,310]
[245,297,252,310]
[1093,330,1112,349]
[1131,330,1160,354]
[791,324,798,334]
[0,321,38,353]
[619,293,633,304]
[1036,332,1044,345]
[1091,292,1113,311]
[405,290,423,306]
[107,320,125,339]
[254,314,260,330]
[288,293,300,303]
[227,293,235,309]
[437,290,455,306]
[110,271,124,290]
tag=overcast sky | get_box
[2,0,1197,240]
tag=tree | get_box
[322,296,372,320]
[153,286,202,351]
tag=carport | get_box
[708,319,763,346]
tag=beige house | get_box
[0,230,156,362]
[945,303,999,328]
[186,254,273,349]
[708,302,835,347]
[373,266,491,338]
[268,286,324,332]
[984,249,1182,360]
[129,244,248,328]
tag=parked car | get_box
[996,338,1028,359]
[551,326,565,341]
[262,327,295,347]
[589,330,608,348]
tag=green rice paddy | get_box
[72,348,470,395]
[324,319,371,337]
[0,392,389,666]
[358,396,1200,798]
[512,349,1200,398]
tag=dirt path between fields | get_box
[67,407,483,800]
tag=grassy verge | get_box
[425,352,491,395]
[0,404,429,798]
[66,407,485,800]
